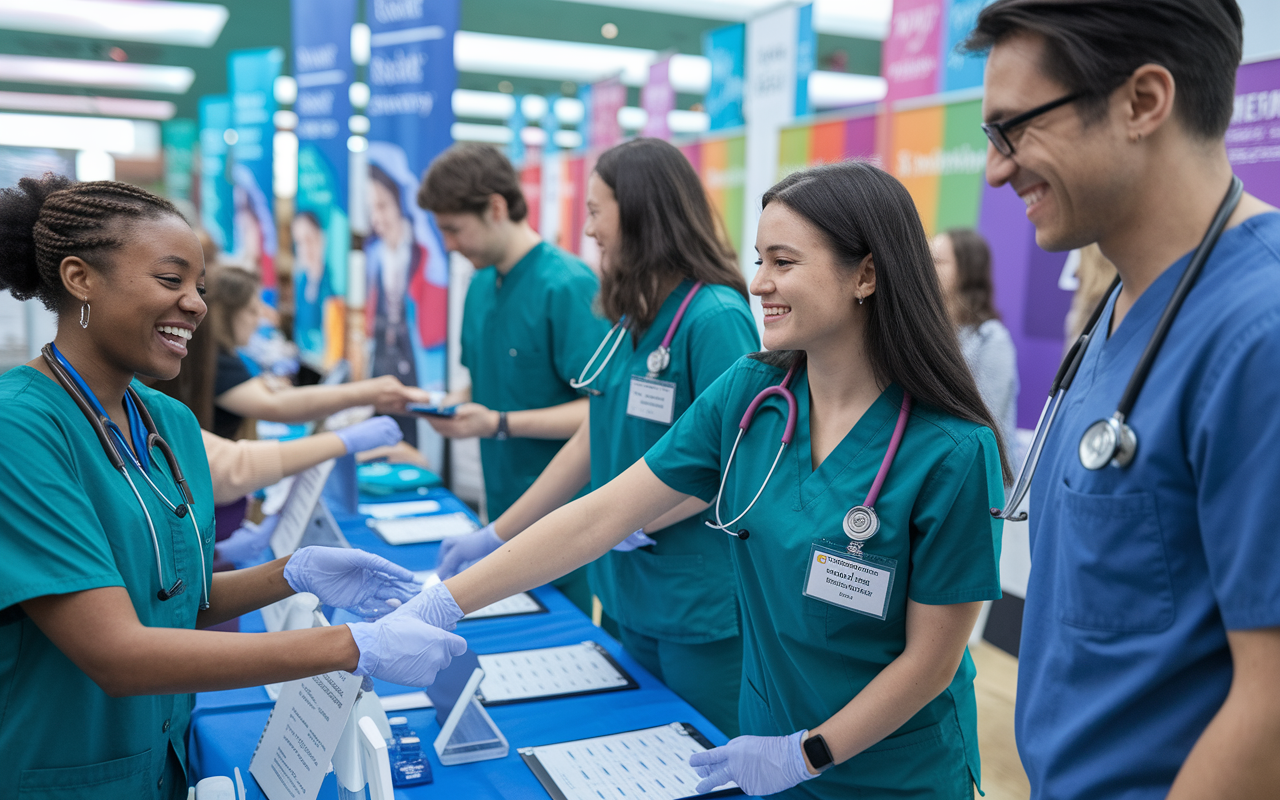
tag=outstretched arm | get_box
[445,459,689,612]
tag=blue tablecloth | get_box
[188,488,734,798]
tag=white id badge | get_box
[626,375,677,425]
[803,543,896,620]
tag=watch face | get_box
[1079,419,1117,470]
[803,734,834,770]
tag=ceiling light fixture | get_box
[0,90,175,120]
[0,54,194,94]
[0,0,229,48]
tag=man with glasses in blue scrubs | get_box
[968,1,1280,798]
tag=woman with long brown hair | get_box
[434,138,759,736]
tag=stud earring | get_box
[857,295,864,306]
[79,298,90,329]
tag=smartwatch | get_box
[802,732,834,773]
[494,411,510,441]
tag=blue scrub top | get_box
[0,368,215,799]
[1019,212,1280,799]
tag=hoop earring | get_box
[857,295,864,306]
[80,300,90,329]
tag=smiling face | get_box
[983,32,1135,252]
[750,202,867,354]
[583,172,621,273]
[369,179,407,247]
[83,214,207,381]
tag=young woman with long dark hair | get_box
[434,138,759,736]
[424,161,1010,798]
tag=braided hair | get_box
[0,172,181,312]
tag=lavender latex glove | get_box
[335,415,403,455]
[346,584,467,686]
[689,730,817,796]
[284,546,422,619]
[612,529,657,552]
[435,522,502,580]
[216,515,279,564]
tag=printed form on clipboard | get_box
[520,722,742,800]
[413,570,548,620]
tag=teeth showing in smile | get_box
[1021,187,1047,207]
[158,325,192,341]
[763,306,791,317]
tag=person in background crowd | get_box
[969,0,1280,796]
[932,228,1019,459]
[1063,243,1118,347]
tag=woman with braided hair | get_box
[0,174,467,799]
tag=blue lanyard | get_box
[49,343,151,473]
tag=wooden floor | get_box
[971,641,1031,800]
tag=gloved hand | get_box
[284,546,422,619]
[612,529,657,552]
[435,523,502,580]
[216,515,279,564]
[335,415,404,455]
[689,730,817,796]
[347,584,468,686]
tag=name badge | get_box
[803,543,896,620]
[626,375,677,425]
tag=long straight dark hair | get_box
[757,162,1012,482]
[594,138,747,333]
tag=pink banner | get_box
[1227,58,1280,207]
[590,76,628,152]
[881,0,944,102]
[641,56,675,140]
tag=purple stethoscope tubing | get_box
[570,282,704,392]
[707,362,913,542]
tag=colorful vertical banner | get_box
[703,23,745,131]
[365,0,458,457]
[942,0,992,92]
[229,47,284,299]
[882,0,945,102]
[641,55,675,140]
[1227,58,1280,206]
[507,96,526,165]
[292,0,355,370]
[589,76,627,152]
[198,95,234,255]
[574,85,592,154]
[795,3,815,118]
[162,118,197,204]
[697,134,745,259]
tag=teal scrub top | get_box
[0,367,215,800]
[646,358,1004,799]
[588,281,759,644]
[460,242,610,517]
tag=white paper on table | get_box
[250,670,363,800]
[270,460,336,558]
[367,512,478,544]
[476,642,633,704]
[519,722,735,800]
[379,691,433,712]
[412,570,544,620]
[357,499,441,519]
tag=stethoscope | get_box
[706,361,914,556]
[570,282,704,394]
[42,343,210,609]
[993,176,1243,521]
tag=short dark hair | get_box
[942,228,1001,328]
[964,0,1243,139]
[757,162,1012,482]
[593,138,746,333]
[418,143,527,222]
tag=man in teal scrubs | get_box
[417,144,609,613]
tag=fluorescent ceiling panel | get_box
[0,0,229,48]
[0,55,195,94]
[453,89,516,120]
[809,71,886,109]
[0,111,162,155]
[451,122,512,144]
[551,0,892,40]
[0,90,175,119]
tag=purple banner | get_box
[641,56,674,140]
[1227,58,1280,207]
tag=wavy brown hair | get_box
[594,138,746,333]
[942,228,1001,328]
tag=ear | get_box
[487,193,509,224]
[60,256,94,305]
[855,253,877,300]
[1123,63,1176,141]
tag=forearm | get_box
[644,496,710,534]
[492,420,591,540]
[196,557,294,628]
[448,460,686,612]
[202,431,285,504]
[266,384,369,423]
[507,398,590,439]
[278,432,347,477]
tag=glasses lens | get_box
[982,124,1012,157]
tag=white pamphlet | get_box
[250,670,363,800]
[357,499,441,519]
[367,512,478,545]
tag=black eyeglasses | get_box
[981,92,1083,157]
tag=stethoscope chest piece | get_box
[646,346,671,377]
[1079,414,1137,471]
[843,505,880,556]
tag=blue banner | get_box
[703,23,745,131]
[942,0,992,92]
[199,95,234,255]
[365,0,457,454]
[795,3,815,118]
[292,0,355,370]
[229,47,284,301]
